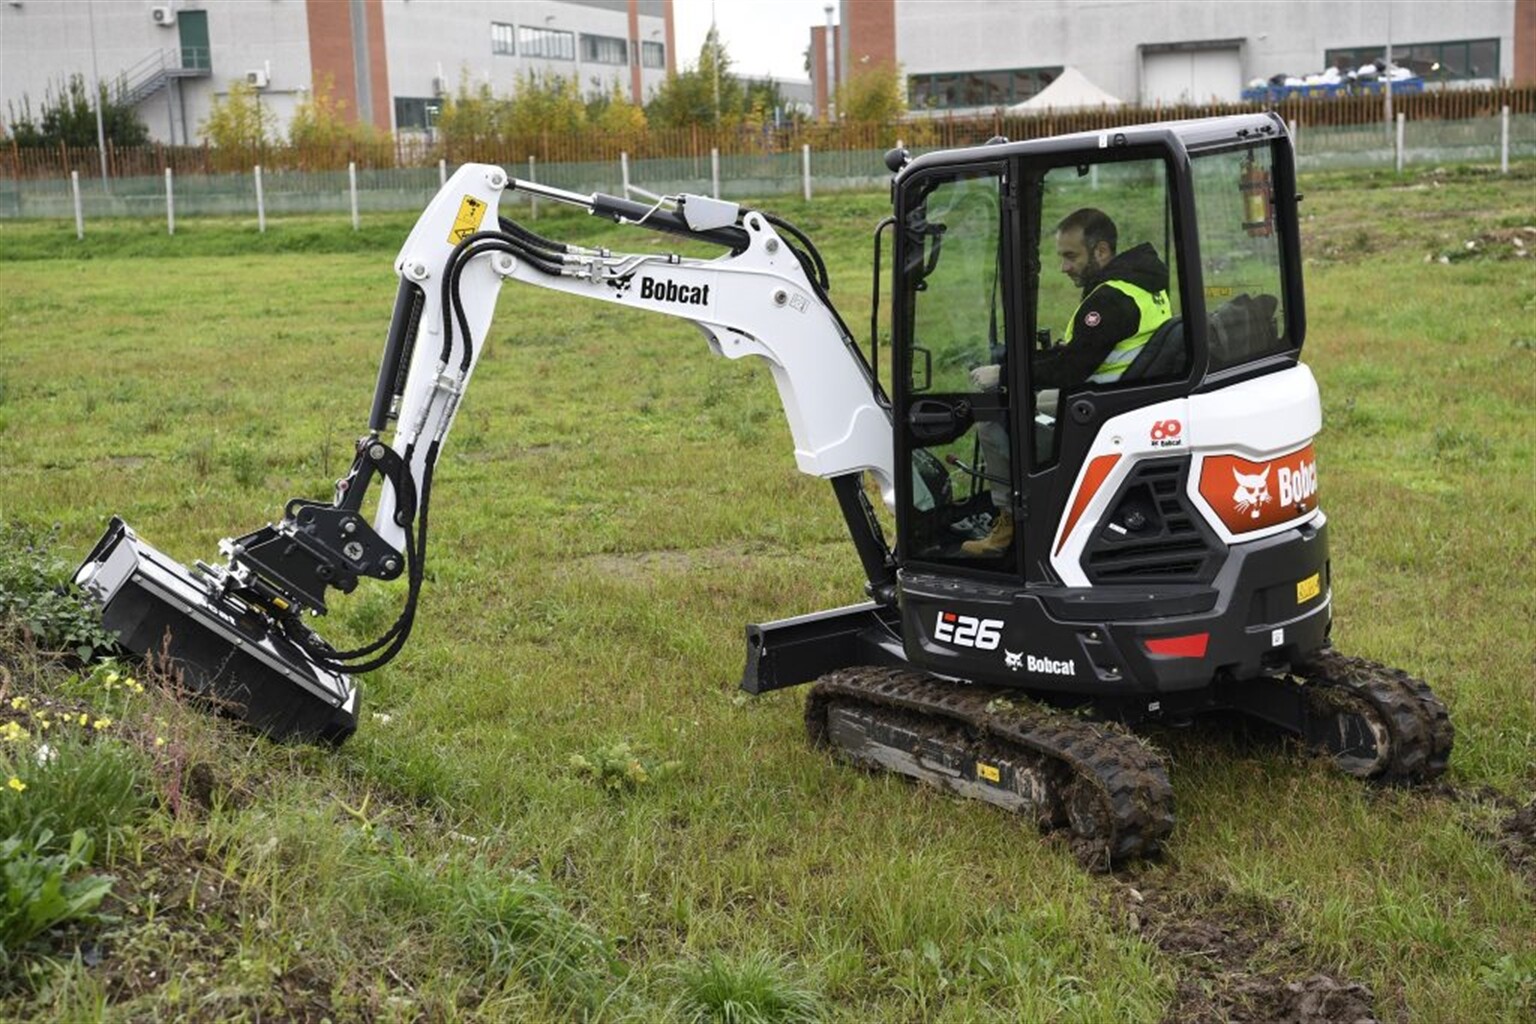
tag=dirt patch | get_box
[1113,881,1379,1024]
[1496,799,1536,884]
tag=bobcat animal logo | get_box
[606,273,634,295]
[1004,650,1023,671]
[1232,466,1272,519]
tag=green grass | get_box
[0,161,1533,1020]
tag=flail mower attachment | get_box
[74,517,359,743]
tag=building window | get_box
[641,40,666,69]
[581,33,628,65]
[492,22,515,56]
[394,97,441,131]
[908,67,1062,110]
[519,25,576,61]
[1324,38,1500,80]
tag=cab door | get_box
[892,162,1023,574]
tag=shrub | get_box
[0,522,117,658]
[667,951,823,1024]
[0,729,149,857]
[569,741,680,793]
[0,830,115,973]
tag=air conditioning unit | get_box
[246,69,270,89]
[150,5,175,26]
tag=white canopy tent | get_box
[1008,67,1124,112]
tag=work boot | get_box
[961,510,1013,556]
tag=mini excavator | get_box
[76,113,1451,865]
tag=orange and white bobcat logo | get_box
[1197,443,1318,535]
[1232,466,1272,519]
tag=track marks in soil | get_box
[1112,881,1379,1024]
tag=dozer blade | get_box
[73,518,358,744]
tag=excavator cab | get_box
[882,115,1312,708]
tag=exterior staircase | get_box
[118,47,211,107]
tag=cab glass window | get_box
[899,169,1017,569]
[1031,157,1183,464]
[1190,144,1291,371]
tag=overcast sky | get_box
[671,0,831,83]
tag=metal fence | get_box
[3,112,1531,225]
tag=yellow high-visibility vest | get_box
[1063,280,1172,383]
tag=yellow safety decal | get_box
[448,195,488,245]
[1296,572,1321,605]
[976,762,1001,783]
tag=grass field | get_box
[1,161,1533,1022]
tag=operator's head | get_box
[1055,208,1118,288]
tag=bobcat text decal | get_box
[1197,443,1319,534]
[639,277,711,306]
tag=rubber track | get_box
[805,667,1175,868]
[1297,649,1454,782]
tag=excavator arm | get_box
[74,164,898,741]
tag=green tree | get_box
[587,82,648,136]
[288,73,382,150]
[199,78,276,149]
[504,72,587,136]
[3,73,148,147]
[836,62,907,124]
[646,27,744,129]
[435,75,503,147]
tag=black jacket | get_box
[1033,242,1170,388]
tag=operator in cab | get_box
[1036,207,1172,388]
[963,207,1172,557]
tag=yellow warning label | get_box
[1296,572,1321,604]
[1205,285,1234,299]
[976,762,1001,783]
[447,195,487,245]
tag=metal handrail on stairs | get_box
[117,47,212,107]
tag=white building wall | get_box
[384,0,670,112]
[0,0,670,146]
[0,1,313,146]
[895,0,1517,105]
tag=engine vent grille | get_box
[1082,458,1222,583]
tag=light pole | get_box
[86,0,110,192]
[824,4,836,122]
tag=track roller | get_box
[806,667,1175,869]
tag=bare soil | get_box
[1113,880,1379,1024]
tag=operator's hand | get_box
[969,364,1001,391]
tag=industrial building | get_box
[811,0,1534,116]
[0,0,676,144]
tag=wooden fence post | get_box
[165,167,175,235]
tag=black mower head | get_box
[74,518,358,744]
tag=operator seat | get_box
[1119,316,1188,382]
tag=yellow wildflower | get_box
[6,777,25,793]
[154,736,167,748]
[78,713,89,726]
[9,696,28,710]
[1,721,28,743]
[93,718,112,731]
